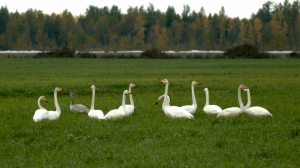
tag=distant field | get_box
[0,59,300,167]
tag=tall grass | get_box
[0,58,300,167]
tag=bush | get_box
[289,52,300,59]
[36,47,75,58]
[140,48,168,59]
[77,52,97,58]
[224,44,270,59]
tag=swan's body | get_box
[88,85,104,119]
[203,88,222,115]
[244,88,272,117]
[69,92,89,113]
[100,90,131,120]
[159,79,194,119]
[181,81,199,114]
[118,83,136,117]
[33,96,49,122]
[46,87,63,120]
[217,84,246,118]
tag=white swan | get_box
[70,92,89,113]
[47,87,63,120]
[243,88,272,117]
[181,81,199,114]
[118,83,137,117]
[217,84,247,118]
[203,88,222,115]
[159,79,194,119]
[100,90,131,120]
[88,85,104,119]
[33,96,49,122]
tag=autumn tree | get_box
[269,10,288,50]
[238,21,246,45]
[253,18,262,45]
[247,23,255,45]
[133,14,145,49]
[171,20,183,50]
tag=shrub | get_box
[224,44,270,59]
[77,52,97,58]
[140,48,168,59]
[36,47,75,58]
[289,52,300,59]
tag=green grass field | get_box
[0,58,300,167]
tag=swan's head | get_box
[70,92,75,96]
[124,90,131,95]
[41,96,48,103]
[91,85,95,89]
[160,79,168,84]
[203,88,208,92]
[192,81,199,85]
[55,87,63,92]
[129,83,137,88]
[239,84,247,90]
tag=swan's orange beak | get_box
[133,84,137,87]
[45,98,48,103]
[160,80,163,83]
[196,82,199,85]
[59,88,63,91]
[128,91,131,94]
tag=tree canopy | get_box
[1,1,300,51]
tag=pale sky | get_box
[2,0,286,19]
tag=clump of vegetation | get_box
[289,52,300,58]
[224,44,270,59]
[77,52,97,58]
[140,48,168,59]
[36,47,75,58]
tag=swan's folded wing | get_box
[168,106,194,119]
[246,106,272,116]
[88,110,104,119]
[217,107,242,118]
[71,104,89,112]
[33,109,48,122]
[204,105,222,115]
[181,105,196,114]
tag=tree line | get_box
[0,0,300,51]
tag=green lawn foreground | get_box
[0,58,299,167]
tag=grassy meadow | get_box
[0,58,300,167]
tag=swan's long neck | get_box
[129,86,134,106]
[238,86,245,111]
[162,82,169,107]
[122,92,127,114]
[54,91,61,113]
[204,90,209,107]
[70,95,74,105]
[162,95,170,112]
[91,88,95,110]
[245,90,251,109]
[37,97,45,109]
[191,84,197,107]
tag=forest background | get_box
[0,0,300,52]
